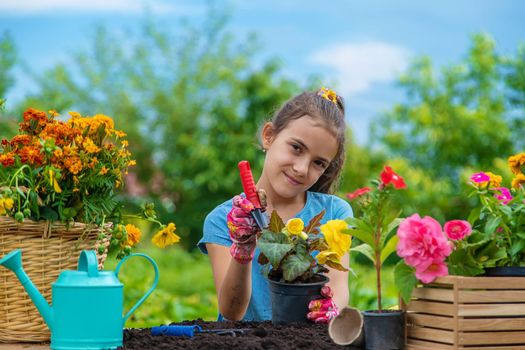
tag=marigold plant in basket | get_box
[0,108,180,256]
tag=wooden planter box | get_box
[403,275,525,350]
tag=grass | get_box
[105,243,399,327]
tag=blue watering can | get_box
[0,249,159,350]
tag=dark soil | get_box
[121,319,362,349]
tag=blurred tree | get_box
[12,7,305,248]
[366,34,524,222]
[0,32,17,136]
[372,34,514,179]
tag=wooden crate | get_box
[403,275,525,350]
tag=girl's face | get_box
[260,115,338,201]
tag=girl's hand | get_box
[307,286,339,324]
[227,190,266,264]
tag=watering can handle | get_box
[78,250,99,277]
[115,253,160,324]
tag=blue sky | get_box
[1,0,524,144]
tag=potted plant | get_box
[0,108,179,341]
[344,165,407,350]
[452,154,525,276]
[256,210,351,324]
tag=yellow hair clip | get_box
[317,87,338,105]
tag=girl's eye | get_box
[315,160,328,169]
[290,143,302,152]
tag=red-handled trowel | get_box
[238,160,269,230]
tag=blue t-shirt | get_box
[197,191,353,321]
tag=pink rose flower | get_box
[444,220,472,241]
[396,214,452,271]
[414,259,449,284]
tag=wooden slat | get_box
[406,338,454,349]
[407,313,454,330]
[459,303,525,317]
[413,287,454,302]
[459,290,525,303]
[459,346,525,350]
[459,317,525,331]
[459,331,525,345]
[408,300,456,316]
[408,326,454,344]
[456,276,525,289]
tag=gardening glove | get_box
[307,286,339,324]
[227,190,266,264]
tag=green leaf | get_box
[484,216,501,235]
[39,206,59,222]
[304,209,325,235]
[380,235,399,264]
[350,243,375,265]
[269,210,285,233]
[510,240,525,258]
[257,230,293,268]
[394,261,417,304]
[467,207,481,225]
[281,254,313,282]
[447,248,485,276]
[380,218,403,248]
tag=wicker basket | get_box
[0,216,111,342]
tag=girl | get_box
[197,88,352,322]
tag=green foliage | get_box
[9,9,306,249]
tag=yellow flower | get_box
[320,219,351,257]
[285,218,307,239]
[319,87,338,104]
[512,173,525,189]
[316,250,341,265]
[128,160,137,167]
[152,223,180,248]
[508,153,525,175]
[125,224,142,247]
[82,138,101,154]
[100,166,109,175]
[3,198,14,211]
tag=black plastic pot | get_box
[268,274,329,325]
[484,266,525,276]
[362,310,405,350]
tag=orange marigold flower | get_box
[10,135,32,148]
[128,160,136,167]
[508,153,525,175]
[512,173,525,189]
[100,166,109,175]
[18,146,43,165]
[125,224,142,247]
[0,153,15,167]
[82,138,100,153]
[68,159,82,174]
[114,130,127,138]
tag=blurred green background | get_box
[1,4,524,327]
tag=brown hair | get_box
[261,90,346,194]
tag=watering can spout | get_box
[0,249,54,328]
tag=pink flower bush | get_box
[444,220,472,241]
[396,214,452,283]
